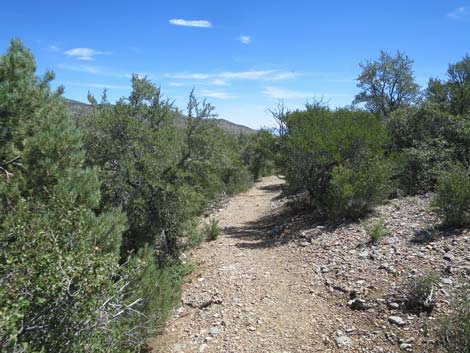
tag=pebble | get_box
[335,335,353,347]
[388,316,406,326]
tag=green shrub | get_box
[404,272,438,313]
[387,105,470,194]
[438,284,470,353]
[433,164,470,227]
[277,104,392,220]
[361,218,391,242]
[205,218,221,241]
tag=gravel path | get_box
[151,176,470,353]
[151,176,341,352]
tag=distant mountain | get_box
[64,98,255,135]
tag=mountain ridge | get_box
[65,98,256,135]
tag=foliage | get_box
[427,55,470,115]
[354,50,420,120]
[0,39,151,353]
[204,218,221,241]
[276,103,392,220]
[241,128,277,180]
[433,164,470,227]
[404,272,438,313]
[387,104,470,194]
[361,218,391,242]
[437,284,470,353]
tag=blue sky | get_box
[1,0,469,128]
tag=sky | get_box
[1,0,469,129]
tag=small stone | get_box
[209,326,220,336]
[443,253,454,262]
[441,277,453,285]
[400,343,412,350]
[389,316,406,326]
[335,336,353,347]
[247,326,256,332]
[198,343,208,353]
[299,241,310,247]
[348,298,368,311]
[388,302,400,309]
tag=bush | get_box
[205,218,221,241]
[438,284,470,353]
[387,105,470,194]
[277,104,392,220]
[404,272,438,313]
[361,218,391,242]
[433,164,470,227]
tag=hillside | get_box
[64,98,256,135]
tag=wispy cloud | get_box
[65,48,111,61]
[262,86,315,99]
[164,70,296,81]
[169,19,212,28]
[200,90,237,100]
[238,35,251,44]
[448,6,470,19]
[66,82,130,90]
[57,64,129,79]
[210,79,229,86]
[48,45,60,52]
[169,82,185,87]
[262,86,351,100]
[269,72,302,80]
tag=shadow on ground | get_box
[224,204,345,250]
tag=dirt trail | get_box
[151,176,470,353]
[151,176,342,353]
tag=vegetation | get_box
[275,103,392,220]
[1,36,469,352]
[353,51,420,120]
[204,219,221,241]
[404,272,438,313]
[361,218,391,243]
[433,164,470,227]
[0,40,274,352]
[438,284,470,353]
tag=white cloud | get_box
[66,82,130,90]
[262,86,351,100]
[48,45,60,52]
[269,72,301,80]
[169,82,185,87]
[165,70,301,83]
[200,90,237,100]
[169,19,212,28]
[238,35,251,44]
[219,70,275,79]
[210,79,228,86]
[262,86,315,99]
[65,48,110,61]
[448,6,470,19]
[165,73,211,79]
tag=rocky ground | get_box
[150,176,469,353]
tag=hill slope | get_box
[64,98,255,135]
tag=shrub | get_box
[277,104,392,220]
[205,218,221,241]
[438,284,470,353]
[404,272,438,313]
[361,218,391,242]
[433,164,470,227]
[387,105,470,194]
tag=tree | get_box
[427,55,470,115]
[0,39,151,352]
[354,51,420,120]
